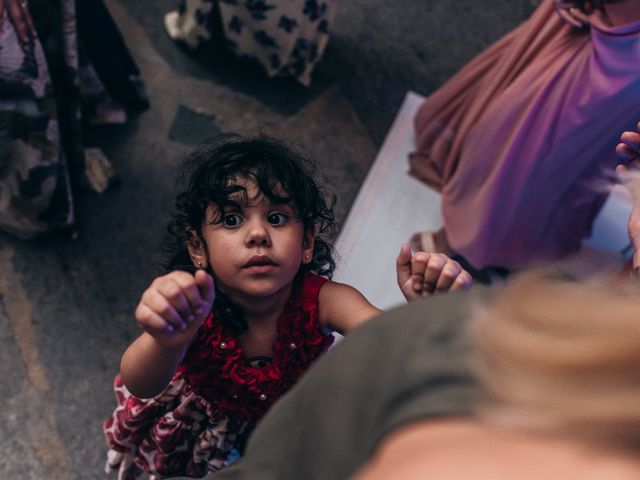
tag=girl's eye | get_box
[267,212,288,226]
[222,213,243,228]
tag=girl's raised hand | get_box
[135,269,215,348]
[396,243,472,301]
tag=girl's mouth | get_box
[243,255,277,268]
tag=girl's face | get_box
[189,179,314,303]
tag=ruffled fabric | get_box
[104,375,244,479]
[104,273,332,479]
[180,273,333,422]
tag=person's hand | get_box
[396,243,472,301]
[135,269,215,349]
[616,122,640,163]
[616,122,640,265]
[0,0,36,45]
[554,0,608,27]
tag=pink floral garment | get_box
[104,273,333,479]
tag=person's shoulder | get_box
[347,285,491,344]
[316,279,368,306]
[317,278,353,294]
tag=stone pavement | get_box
[0,1,532,478]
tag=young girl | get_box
[103,135,472,479]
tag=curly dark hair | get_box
[162,134,337,279]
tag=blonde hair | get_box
[471,270,640,450]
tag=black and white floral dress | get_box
[164,0,337,85]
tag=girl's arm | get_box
[120,269,215,398]
[319,281,382,335]
[320,244,473,334]
[120,333,191,398]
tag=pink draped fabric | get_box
[409,0,640,269]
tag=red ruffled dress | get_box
[103,273,333,479]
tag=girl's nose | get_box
[245,219,271,247]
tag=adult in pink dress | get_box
[409,0,640,271]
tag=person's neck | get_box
[226,282,294,329]
[229,283,294,358]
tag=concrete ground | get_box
[0,1,534,478]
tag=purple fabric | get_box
[410,0,640,269]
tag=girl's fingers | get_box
[396,245,414,289]
[409,251,430,292]
[156,279,195,327]
[450,271,473,291]
[421,254,448,295]
[434,260,463,292]
[195,269,216,309]
[402,252,473,300]
[135,303,174,333]
[395,243,414,286]
[171,272,206,316]
[141,288,188,331]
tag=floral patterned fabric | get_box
[165,0,337,85]
[104,273,333,479]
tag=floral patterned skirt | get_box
[164,0,338,85]
[104,374,250,480]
